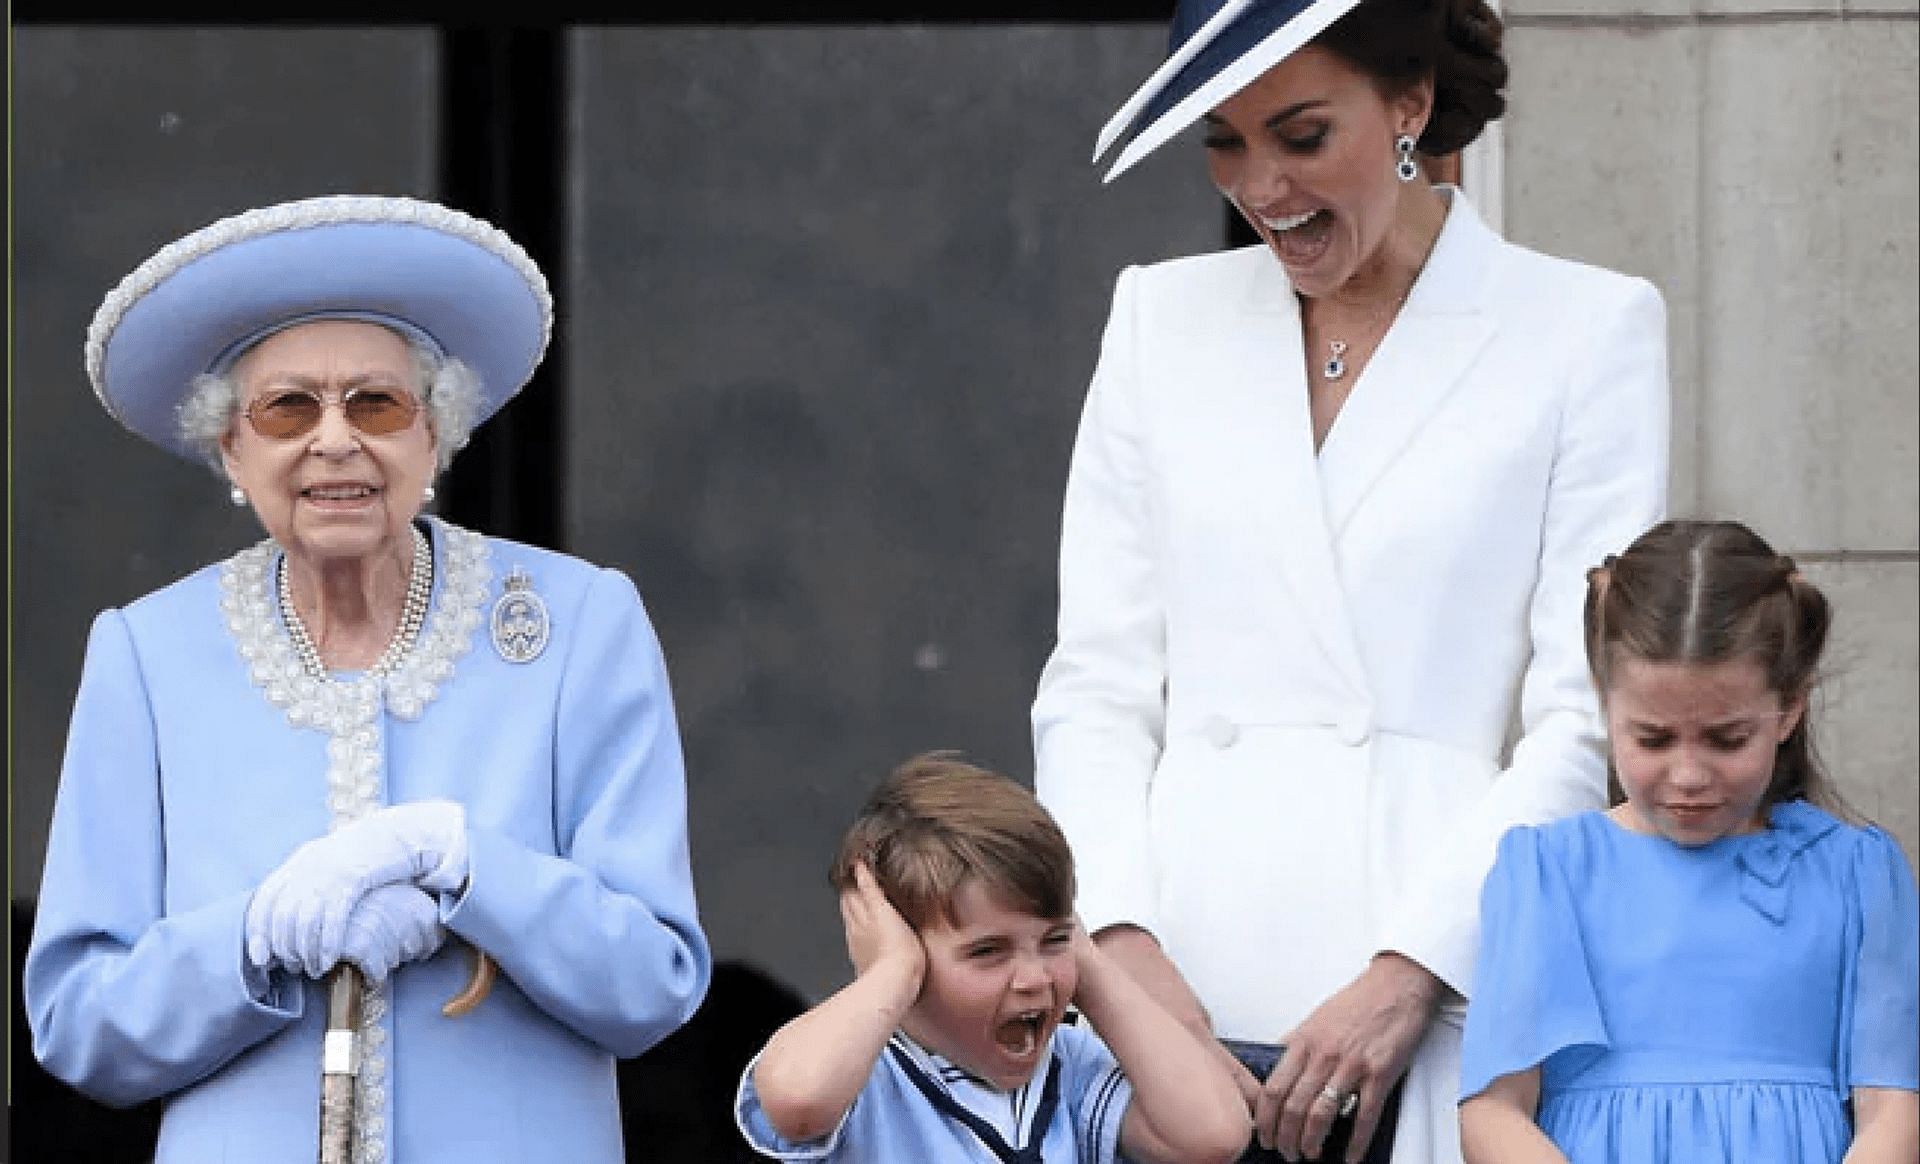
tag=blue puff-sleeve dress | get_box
[1460,801,1919,1162]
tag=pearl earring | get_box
[229,486,247,508]
[422,484,437,505]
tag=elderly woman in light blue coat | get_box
[25,195,712,1163]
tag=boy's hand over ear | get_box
[841,862,926,995]
[1068,915,1107,991]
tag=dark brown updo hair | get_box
[1584,520,1844,814]
[1313,0,1508,156]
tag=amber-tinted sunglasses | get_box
[241,386,422,440]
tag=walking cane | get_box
[316,947,496,1163]
[318,964,364,1164]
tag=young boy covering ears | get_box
[735,753,1251,1163]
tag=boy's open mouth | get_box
[993,1010,1048,1057]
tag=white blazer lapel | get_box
[1320,194,1499,537]
[1209,262,1370,695]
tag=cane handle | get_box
[442,946,496,1018]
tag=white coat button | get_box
[1337,712,1372,747]
[1203,716,1240,749]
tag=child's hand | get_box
[840,862,925,993]
[1069,915,1102,972]
[1067,916,1114,1004]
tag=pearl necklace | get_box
[278,525,433,680]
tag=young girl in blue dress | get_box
[1459,519,1919,1163]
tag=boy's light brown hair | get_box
[829,752,1076,930]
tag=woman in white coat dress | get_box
[1031,1,1669,1161]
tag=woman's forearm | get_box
[442,825,709,1057]
[26,887,302,1108]
[1093,924,1213,1035]
[1094,922,1263,1110]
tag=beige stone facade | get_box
[1499,1,1918,858]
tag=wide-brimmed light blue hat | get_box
[85,194,553,461]
[1095,0,1364,182]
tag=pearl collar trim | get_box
[218,515,491,1164]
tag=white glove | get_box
[246,800,469,978]
[337,884,448,982]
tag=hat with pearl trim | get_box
[84,194,553,462]
[1094,0,1365,183]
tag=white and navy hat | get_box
[84,194,553,461]
[1094,0,1365,182]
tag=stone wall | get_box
[1500,0,1919,855]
